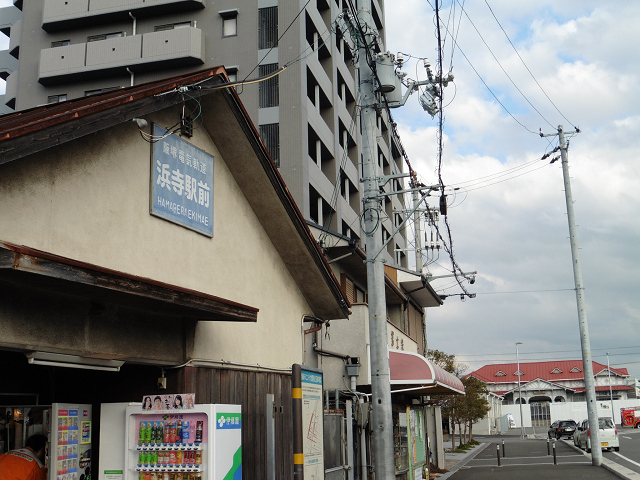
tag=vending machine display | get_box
[121,404,241,480]
[50,403,92,480]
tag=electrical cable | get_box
[455,0,555,129]
[239,0,313,93]
[483,0,578,130]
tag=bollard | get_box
[502,439,505,457]
[553,442,557,465]
[547,438,550,455]
[497,444,501,466]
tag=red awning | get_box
[389,350,465,395]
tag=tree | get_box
[427,350,468,448]
[458,376,490,443]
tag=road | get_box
[447,436,621,480]
[567,426,640,475]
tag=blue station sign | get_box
[150,125,214,237]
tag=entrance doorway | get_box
[529,399,551,427]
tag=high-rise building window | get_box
[259,123,280,166]
[51,40,70,48]
[47,94,67,103]
[258,63,279,108]
[219,9,238,37]
[87,32,123,42]
[154,22,191,32]
[258,6,278,49]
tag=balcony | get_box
[0,50,19,81]
[8,18,21,58]
[42,0,205,32]
[4,70,18,109]
[38,27,204,86]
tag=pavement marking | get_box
[466,461,592,468]
[623,436,633,439]
[613,451,640,468]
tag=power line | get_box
[483,0,578,130]
[456,0,555,129]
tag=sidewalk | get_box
[436,439,490,479]
[436,436,632,480]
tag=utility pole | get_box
[516,342,524,439]
[542,125,601,466]
[357,2,395,478]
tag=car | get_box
[575,417,619,452]
[548,420,577,439]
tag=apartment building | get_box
[0,0,410,266]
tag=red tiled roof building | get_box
[466,360,632,404]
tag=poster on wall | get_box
[292,365,324,480]
[150,124,214,237]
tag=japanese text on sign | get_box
[151,125,214,237]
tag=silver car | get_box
[574,417,619,452]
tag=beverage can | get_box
[149,473,157,480]
[145,422,152,443]
[163,473,169,480]
[188,473,196,480]
[138,452,146,464]
[195,421,203,443]
[139,473,145,480]
[194,451,202,465]
[176,450,183,464]
[144,473,151,480]
[176,422,182,443]
[181,422,190,442]
[151,451,159,465]
[169,474,175,480]
[170,423,176,444]
[164,422,171,444]
[169,451,176,465]
[176,473,183,480]
[151,422,158,443]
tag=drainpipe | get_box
[129,12,136,35]
[126,68,134,87]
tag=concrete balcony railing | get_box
[42,0,205,32]
[4,69,18,109]
[38,27,205,86]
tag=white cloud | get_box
[386,2,640,378]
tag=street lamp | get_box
[607,352,614,421]
[516,342,524,439]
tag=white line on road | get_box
[614,452,640,468]
[623,436,633,440]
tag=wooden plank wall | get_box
[172,366,293,480]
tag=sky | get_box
[384,1,640,381]
[0,1,638,382]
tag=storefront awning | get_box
[389,350,465,395]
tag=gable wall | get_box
[0,108,311,368]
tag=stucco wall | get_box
[0,108,312,368]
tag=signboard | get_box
[151,125,214,237]
[292,365,324,480]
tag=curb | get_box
[562,438,638,480]
[438,443,491,479]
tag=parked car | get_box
[575,418,619,452]
[548,420,577,439]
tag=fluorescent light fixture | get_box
[26,352,124,372]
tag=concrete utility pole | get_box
[542,125,601,466]
[516,342,524,439]
[357,2,395,479]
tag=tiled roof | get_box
[466,360,629,385]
